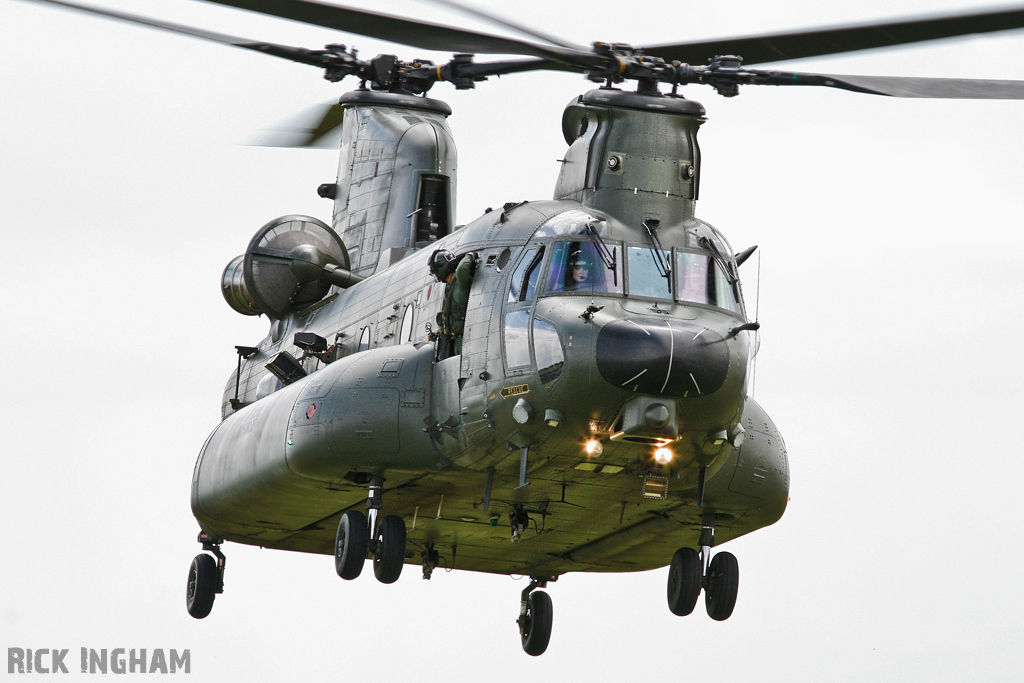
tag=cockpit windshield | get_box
[545,241,623,294]
[538,237,743,315]
[626,247,672,300]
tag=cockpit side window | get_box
[545,240,622,294]
[677,251,742,313]
[508,247,544,303]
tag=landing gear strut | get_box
[333,475,407,583]
[186,532,224,619]
[517,577,556,656]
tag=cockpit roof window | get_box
[690,222,733,258]
[533,210,601,238]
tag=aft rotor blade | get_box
[451,57,579,78]
[250,58,570,148]
[417,0,588,51]
[248,102,345,148]
[19,0,329,68]
[641,5,1024,66]
[766,72,1024,99]
[200,0,604,68]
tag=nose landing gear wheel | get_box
[704,551,739,621]
[372,514,407,584]
[519,590,553,656]
[667,547,702,616]
[185,554,217,619]
[335,510,369,580]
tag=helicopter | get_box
[16,0,1024,659]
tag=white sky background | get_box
[1,0,1023,679]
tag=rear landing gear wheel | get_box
[335,510,368,580]
[372,514,406,584]
[185,554,217,619]
[520,590,553,656]
[667,547,702,616]
[704,551,739,621]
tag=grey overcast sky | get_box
[2,0,1023,680]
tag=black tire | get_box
[335,510,368,580]
[185,554,217,619]
[667,547,702,616]
[372,514,406,584]
[705,551,739,621]
[520,590,553,656]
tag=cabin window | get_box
[255,372,283,400]
[357,326,371,352]
[398,304,415,343]
[676,252,742,313]
[545,240,622,294]
[533,317,564,384]
[626,246,672,300]
[503,310,532,368]
[508,247,544,303]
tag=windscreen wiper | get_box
[585,222,618,287]
[698,234,737,284]
[643,219,673,282]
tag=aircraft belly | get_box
[256,400,788,575]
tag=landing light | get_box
[654,447,673,465]
[544,409,564,428]
[585,440,604,457]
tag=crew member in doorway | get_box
[429,249,477,359]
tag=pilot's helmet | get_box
[568,250,593,276]
[429,249,458,280]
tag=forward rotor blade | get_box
[19,0,328,67]
[766,72,1024,99]
[201,0,604,69]
[641,5,1024,66]
[417,0,588,51]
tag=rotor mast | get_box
[554,88,706,230]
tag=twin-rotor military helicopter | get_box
[27,0,1024,657]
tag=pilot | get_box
[565,250,594,290]
[429,248,477,358]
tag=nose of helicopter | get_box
[595,318,730,397]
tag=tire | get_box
[705,551,739,621]
[335,510,368,580]
[372,514,406,584]
[520,590,553,656]
[185,554,217,619]
[667,547,702,616]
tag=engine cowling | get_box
[221,215,351,318]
